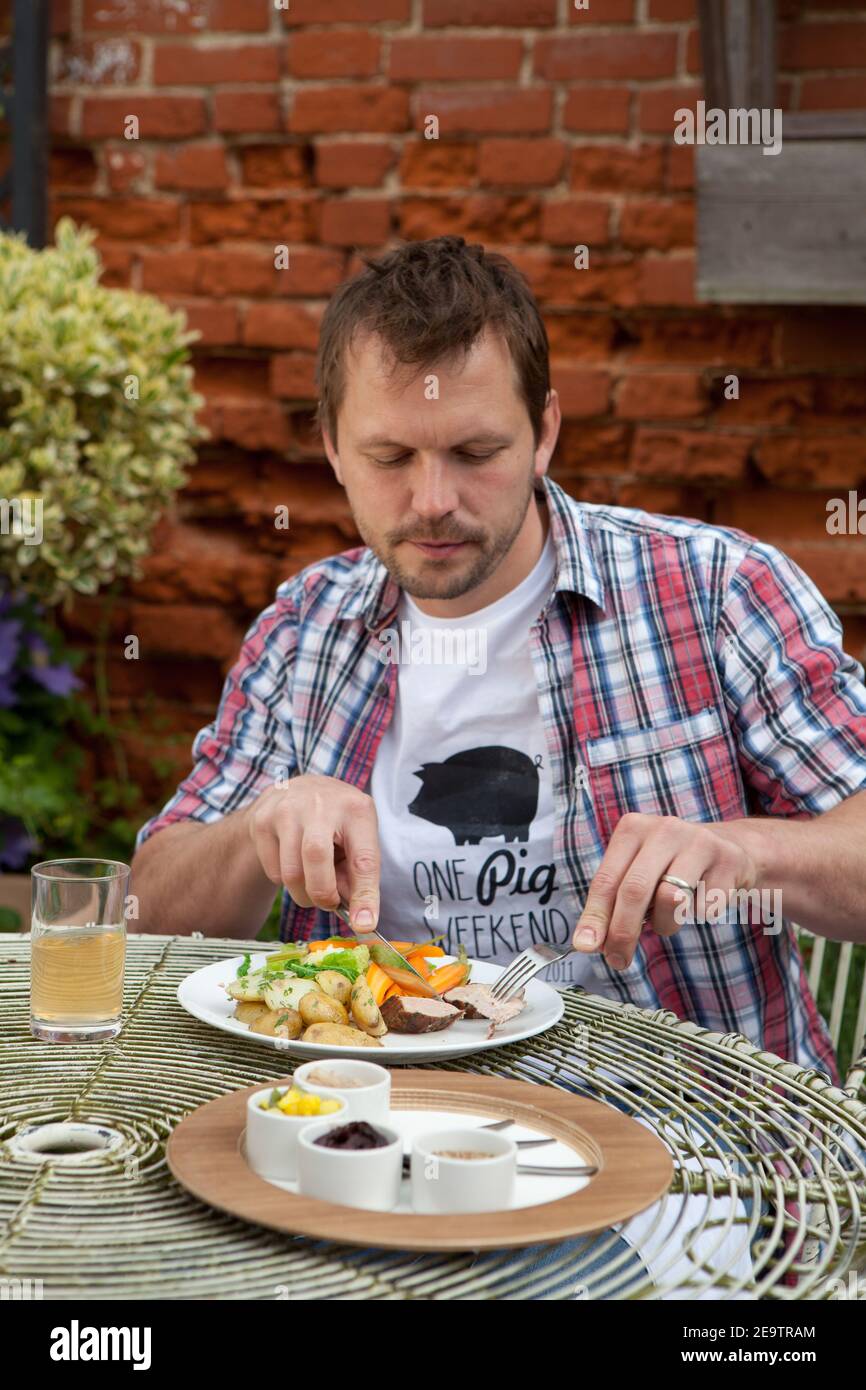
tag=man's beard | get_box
[355,472,538,602]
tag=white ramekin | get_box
[245,1087,346,1183]
[293,1058,391,1123]
[410,1127,517,1214]
[296,1119,403,1212]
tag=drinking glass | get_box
[30,859,129,1042]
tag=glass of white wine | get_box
[30,859,130,1042]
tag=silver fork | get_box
[490,941,574,1002]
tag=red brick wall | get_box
[35,0,866,794]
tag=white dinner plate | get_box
[177,953,565,1063]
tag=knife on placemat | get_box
[333,899,440,998]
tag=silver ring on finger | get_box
[659,873,697,896]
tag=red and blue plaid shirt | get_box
[137,476,866,1083]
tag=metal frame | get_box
[0,0,50,246]
[796,925,866,1099]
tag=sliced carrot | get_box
[378,963,438,995]
[392,943,447,959]
[404,951,432,979]
[427,961,471,995]
[366,962,394,1008]
[382,981,403,1002]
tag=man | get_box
[132,235,866,1084]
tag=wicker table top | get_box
[1,935,865,1301]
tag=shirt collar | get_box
[541,474,605,611]
[339,474,606,632]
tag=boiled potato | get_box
[298,990,348,1027]
[226,968,268,1002]
[315,970,352,1007]
[264,976,319,1013]
[234,1000,268,1026]
[301,1022,382,1049]
[250,1007,302,1040]
[350,977,387,1037]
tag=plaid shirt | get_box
[137,476,866,1083]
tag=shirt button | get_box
[573,763,590,792]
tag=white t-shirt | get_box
[370,529,614,994]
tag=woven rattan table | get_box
[1,935,865,1301]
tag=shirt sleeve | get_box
[716,540,866,817]
[135,590,299,848]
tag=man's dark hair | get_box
[315,235,551,450]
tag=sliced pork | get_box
[380,996,464,1034]
[444,984,526,1037]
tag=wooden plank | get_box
[696,141,866,304]
[753,0,777,110]
[726,0,752,109]
[697,0,729,108]
[697,0,777,109]
[10,0,49,246]
[784,111,866,140]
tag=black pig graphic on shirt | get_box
[408,745,541,845]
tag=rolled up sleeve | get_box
[135,592,299,848]
[716,541,866,817]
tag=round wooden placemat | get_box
[167,1070,674,1252]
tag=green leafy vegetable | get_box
[263,943,309,973]
[278,950,364,984]
[237,953,251,979]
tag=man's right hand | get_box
[246,774,381,933]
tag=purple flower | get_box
[0,673,17,708]
[0,818,34,871]
[0,618,22,676]
[23,633,82,697]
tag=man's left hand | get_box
[570,813,759,970]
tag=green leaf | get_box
[0,217,202,605]
[0,907,23,932]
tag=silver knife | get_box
[400,1154,597,1177]
[333,899,440,998]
